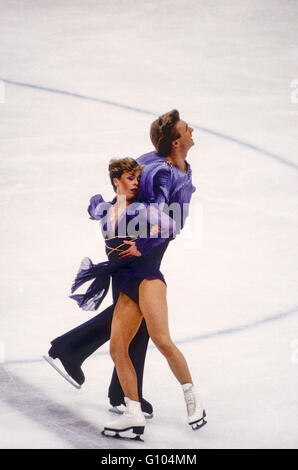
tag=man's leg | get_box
[48,304,115,385]
[47,280,152,411]
[47,302,151,411]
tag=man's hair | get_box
[150,109,181,156]
[108,157,143,192]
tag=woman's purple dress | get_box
[70,195,176,309]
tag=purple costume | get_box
[48,151,196,413]
[70,194,176,310]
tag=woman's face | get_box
[114,170,141,201]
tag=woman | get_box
[74,157,206,440]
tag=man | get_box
[44,109,196,419]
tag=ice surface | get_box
[0,0,297,449]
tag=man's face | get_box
[174,120,194,152]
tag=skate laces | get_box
[184,388,197,417]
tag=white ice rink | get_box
[0,0,297,449]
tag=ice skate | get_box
[103,397,145,441]
[109,397,153,419]
[42,355,82,389]
[47,344,85,386]
[182,383,207,430]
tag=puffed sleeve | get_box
[87,194,105,220]
[129,203,176,256]
[153,166,172,206]
[137,163,172,205]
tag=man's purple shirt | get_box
[88,150,196,255]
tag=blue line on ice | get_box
[1,78,297,171]
[5,305,298,366]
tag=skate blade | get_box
[189,409,207,431]
[191,418,207,430]
[109,406,153,420]
[102,427,144,442]
[42,355,81,389]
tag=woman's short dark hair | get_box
[108,157,143,192]
[150,109,181,156]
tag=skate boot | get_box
[103,397,146,441]
[109,397,153,419]
[140,398,153,419]
[182,383,207,430]
[43,347,84,389]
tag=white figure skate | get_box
[182,383,207,430]
[109,397,153,419]
[103,397,146,441]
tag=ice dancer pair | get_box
[44,110,207,440]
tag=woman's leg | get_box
[107,280,206,433]
[110,292,143,402]
[139,279,193,385]
[108,319,150,406]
